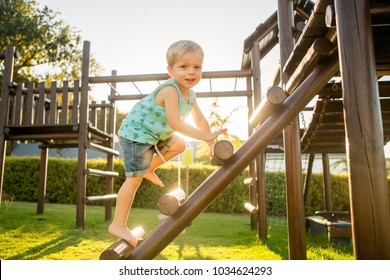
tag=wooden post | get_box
[278,0,307,260]
[251,41,268,241]
[127,53,339,260]
[335,0,390,259]
[256,151,267,241]
[322,153,332,212]
[0,46,15,206]
[76,41,91,229]
[246,77,257,230]
[105,70,117,221]
[37,147,48,214]
[303,153,315,209]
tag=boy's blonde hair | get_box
[166,40,204,67]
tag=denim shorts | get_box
[119,135,179,178]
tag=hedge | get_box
[2,156,248,214]
[3,156,389,216]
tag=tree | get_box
[0,0,100,89]
[0,0,102,155]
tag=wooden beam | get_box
[335,0,390,259]
[322,153,332,212]
[76,40,91,229]
[249,86,288,128]
[89,70,252,84]
[286,37,334,93]
[279,0,307,260]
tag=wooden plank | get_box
[72,80,80,123]
[99,101,107,132]
[85,194,117,203]
[12,83,23,125]
[5,124,78,135]
[23,82,34,125]
[36,82,46,125]
[328,224,352,238]
[60,81,69,124]
[49,81,57,124]
[85,168,119,177]
[90,101,97,126]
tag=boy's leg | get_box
[143,138,186,187]
[108,176,143,247]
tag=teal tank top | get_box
[118,79,196,144]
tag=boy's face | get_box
[167,51,203,94]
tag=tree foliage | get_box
[0,0,100,86]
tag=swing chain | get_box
[302,94,331,152]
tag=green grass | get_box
[0,201,353,260]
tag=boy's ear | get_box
[167,65,173,77]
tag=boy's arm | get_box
[190,100,211,134]
[190,100,218,156]
[162,87,226,142]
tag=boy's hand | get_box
[206,128,228,156]
[207,141,215,157]
[205,128,228,142]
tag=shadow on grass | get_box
[156,217,273,260]
[262,225,289,260]
[262,225,353,260]
[0,202,111,260]
[6,233,84,260]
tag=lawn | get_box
[0,201,353,260]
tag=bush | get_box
[304,173,350,216]
[3,157,249,214]
[3,156,389,215]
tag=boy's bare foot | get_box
[144,171,164,188]
[108,224,138,248]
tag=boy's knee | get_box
[175,138,187,153]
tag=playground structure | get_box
[1,0,390,259]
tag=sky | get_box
[36,0,389,158]
[37,0,280,140]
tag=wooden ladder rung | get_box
[85,194,118,203]
[87,142,119,156]
[244,202,258,214]
[244,177,257,186]
[85,168,119,177]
